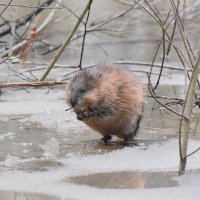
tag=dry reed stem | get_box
[178,51,200,175]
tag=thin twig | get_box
[0,0,55,37]
[54,1,80,21]
[147,73,182,117]
[0,0,12,16]
[89,2,138,30]
[186,147,200,158]
[144,0,170,91]
[166,1,179,55]
[134,0,188,71]
[0,3,62,9]
[78,0,93,70]
[1,0,62,58]
[170,0,195,68]
[152,10,171,91]
[7,66,35,81]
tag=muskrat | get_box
[66,64,144,143]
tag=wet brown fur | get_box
[66,64,144,142]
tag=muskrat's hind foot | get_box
[122,135,139,146]
[101,135,112,145]
[123,134,135,143]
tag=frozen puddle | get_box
[69,171,178,189]
[0,191,60,200]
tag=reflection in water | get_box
[69,171,178,189]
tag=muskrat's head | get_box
[67,68,103,116]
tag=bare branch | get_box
[0,0,55,37]
[0,0,12,16]
[0,3,62,9]
[0,80,67,88]
[79,0,93,70]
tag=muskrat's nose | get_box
[69,97,77,107]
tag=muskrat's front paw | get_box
[101,135,112,144]
[77,111,89,121]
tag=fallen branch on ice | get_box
[0,80,67,88]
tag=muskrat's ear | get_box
[95,72,102,78]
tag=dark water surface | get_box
[69,171,178,189]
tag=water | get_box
[69,171,178,189]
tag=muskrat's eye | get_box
[81,88,87,93]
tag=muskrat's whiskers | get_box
[65,108,72,112]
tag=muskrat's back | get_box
[67,64,144,143]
